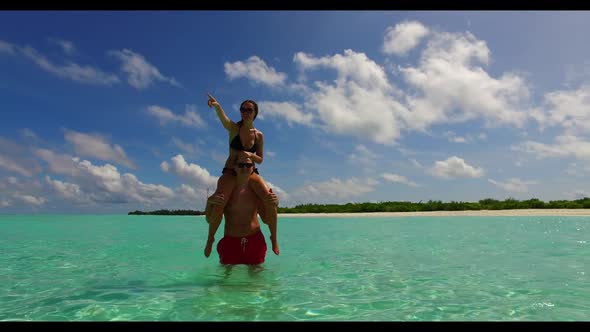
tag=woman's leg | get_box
[248,173,279,255]
[205,172,236,257]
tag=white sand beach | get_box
[278,209,590,218]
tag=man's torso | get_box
[223,185,261,237]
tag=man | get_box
[204,153,279,265]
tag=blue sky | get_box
[1,11,590,214]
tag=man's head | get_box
[234,154,254,177]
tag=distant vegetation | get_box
[128,209,205,216]
[276,197,590,214]
[129,197,590,215]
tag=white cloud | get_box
[295,49,394,92]
[119,173,175,204]
[34,149,106,201]
[400,30,530,131]
[352,144,379,160]
[382,20,430,56]
[45,176,81,199]
[64,130,136,169]
[1,176,43,195]
[429,156,485,179]
[349,144,379,170]
[161,154,218,190]
[512,135,590,160]
[382,173,420,187]
[45,175,92,204]
[77,160,125,193]
[488,178,536,194]
[0,137,42,177]
[110,48,180,89]
[20,45,120,85]
[171,137,201,158]
[443,131,472,144]
[292,177,377,203]
[294,50,408,144]
[20,128,38,140]
[176,184,202,201]
[147,104,206,128]
[225,55,287,86]
[0,40,16,54]
[0,155,36,177]
[69,159,174,204]
[564,61,590,88]
[14,194,47,206]
[257,101,314,126]
[398,147,417,156]
[266,150,277,157]
[174,184,214,209]
[0,177,44,208]
[160,161,170,172]
[409,158,423,169]
[565,162,590,177]
[34,148,81,176]
[49,38,76,55]
[533,85,590,134]
[10,146,177,207]
[0,176,47,208]
[271,24,534,146]
[449,136,467,143]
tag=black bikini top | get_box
[230,125,258,153]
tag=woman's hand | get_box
[207,192,225,207]
[207,92,233,130]
[207,93,220,108]
[268,188,279,206]
[238,151,253,159]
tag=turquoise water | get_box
[0,214,588,321]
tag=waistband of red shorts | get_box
[223,229,262,240]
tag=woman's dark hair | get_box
[240,99,258,120]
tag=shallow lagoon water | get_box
[1,214,588,321]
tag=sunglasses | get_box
[240,107,255,113]
[237,162,254,168]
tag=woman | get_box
[206,93,279,256]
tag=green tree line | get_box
[276,197,590,214]
[129,197,590,215]
[128,209,205,216]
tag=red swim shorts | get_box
[217,230,267,265]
